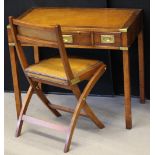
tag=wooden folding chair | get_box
[9,16,107,153]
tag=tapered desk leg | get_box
[9,46,22,119]
[34,46,40,63]
[138,30,145,103]
[123,50,132,129]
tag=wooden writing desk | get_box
[7,7,145,129]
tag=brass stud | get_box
[8,43,15,46]
[7,25,11,29]
[83,97,86,101]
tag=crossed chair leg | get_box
[64,64,106,152]
[15,64,106,153]
[15,81,61,137]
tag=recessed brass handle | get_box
[101,35,115,43]
[63,35,73,43]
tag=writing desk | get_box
[7,7,145,129]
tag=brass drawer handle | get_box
[63,35,73,43]
[101,35,115,43]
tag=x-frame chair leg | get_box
[29,80,61,117]
[64,64,106,153]
[15,80,61,137]
[34,86,61,117]
[72,85,105,129]
[15,86,33,137]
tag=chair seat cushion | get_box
[25,57,105,85]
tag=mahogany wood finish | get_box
[9,45,22,118]
[34,46,39,63]
[123,51,132,129]
[9,16,106,152]
[15,86,33,137]
[22,115,68,132]
[33,46,42,89]
[138,30,145,103]
[7,27,22,119]
[64,65,106,152]
[48,103,87,117]
[7,8,145,132]
[71,85,105,128]
[32,82,62,117]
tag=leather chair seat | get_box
[25,57,105,85]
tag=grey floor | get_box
[4,93,150,155]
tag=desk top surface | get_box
[18,8,142,30]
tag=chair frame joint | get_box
[82,97,86,101]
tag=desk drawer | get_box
[63,32,92,45]
[94,32,121,47]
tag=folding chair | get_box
[9,16,107,152]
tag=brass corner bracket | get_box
[119,28,128,33]
[119,47,129,50]
[71,77,80,85]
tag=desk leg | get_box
[34,46,40,63]
[34,46,42,89]
[9,46,22,119]
[123,50,132,129]
[138,30,145,103]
